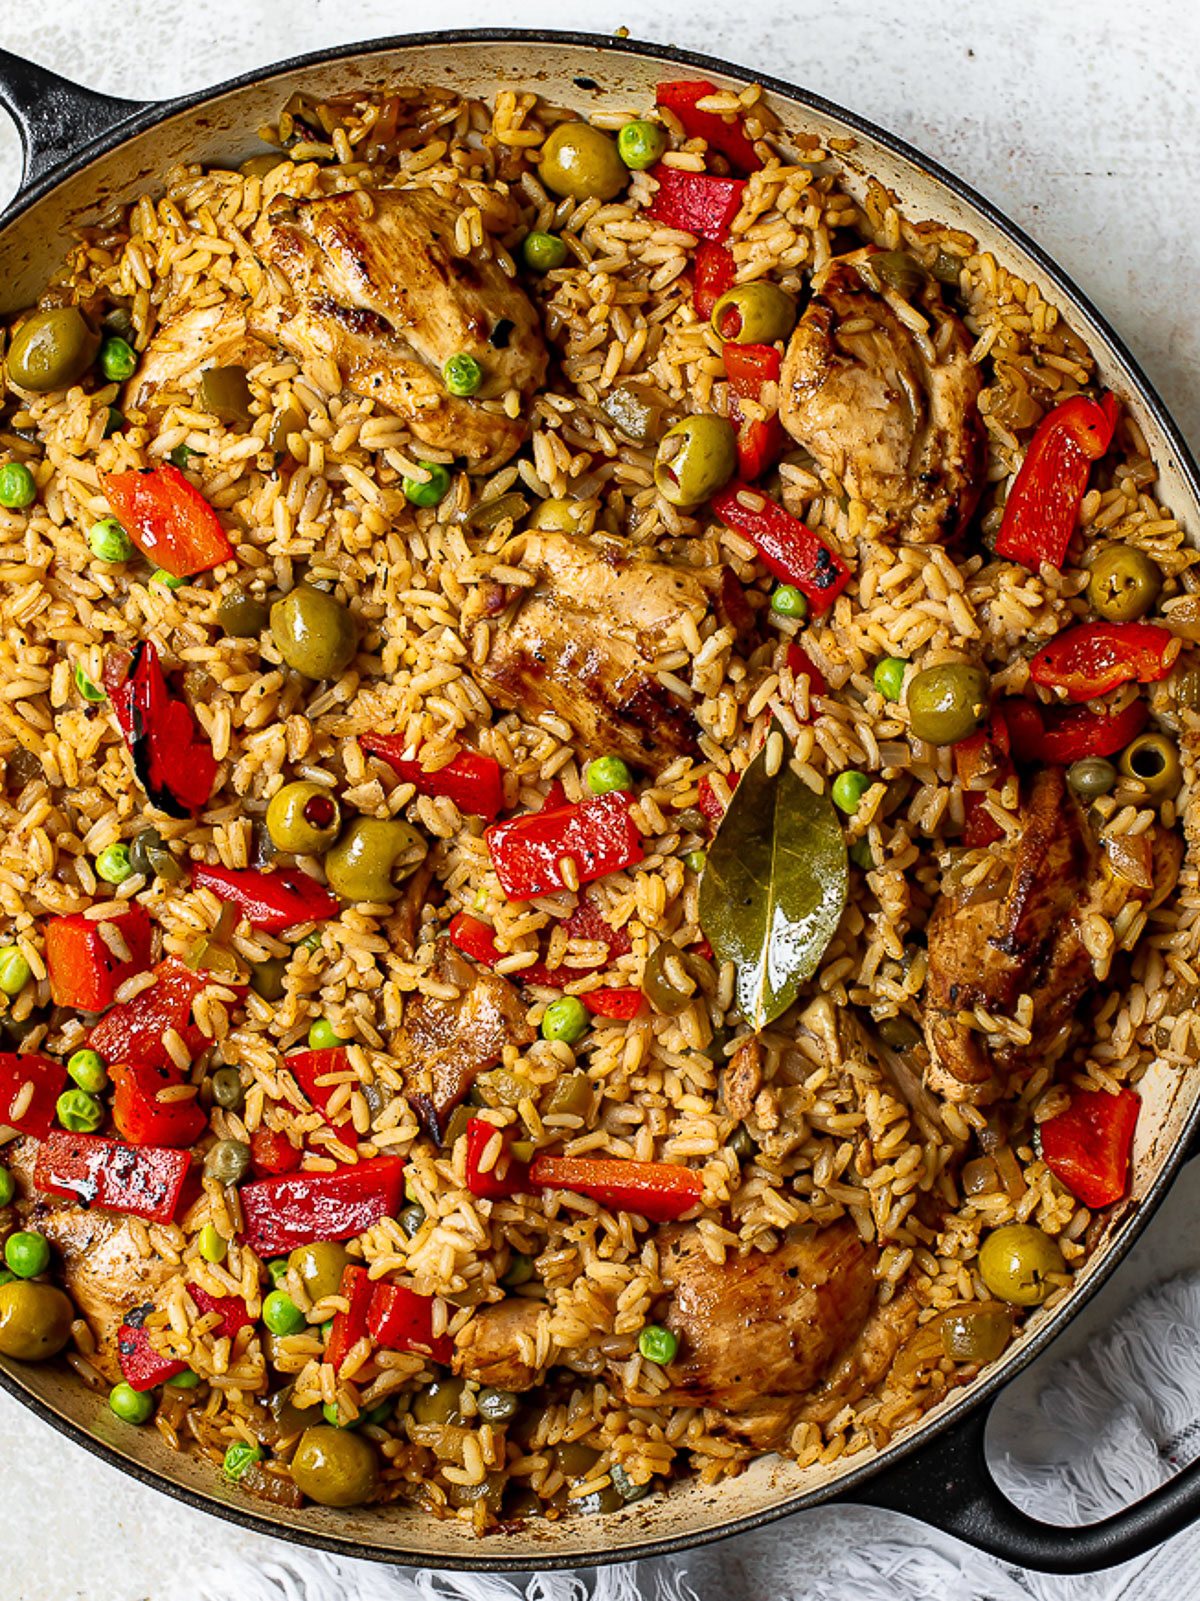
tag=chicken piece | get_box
[461,530,740,771]
[779,255,984,544]
[923,767,1184,1104]
[391,856,437,959]
[453,1297,548,1392]
[393,939,534,1141]
[251,187,547,469]
[798,1288,920,1424]
[648,1219,878,1449]
[127,303,272,415]
[723,1037,763,1122]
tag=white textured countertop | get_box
[1,2,1197,1596]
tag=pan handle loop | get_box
[842,1389,1200,1573]
[0,49,152,199]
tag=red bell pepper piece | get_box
[529,1154,704,1223]
[994,393,1119,571]
[192,863,339,933]
[711,483,851,614]
[117,1285,251,1390]
[45,903,153,1014]
[465,1117,529,1200]
[485,792,643,901]
[786,643,829,699]
[111,1059,208,1149]
[696,770,741,821]
[448,912,502,967]
[692,239,735,320]
[238,1155,406,1255]
[724,343,785,481]
[1004,696,1149,766]
[88,956,211,1069]
[1029,622,1175,704]
[645,165,746,241]
[582,988,644,1019]
[325,1263,374,1371]
[367,1281,453,1363]
[105,641,217,817]
[287,1048,358,1149]
[35,1130,192,1221]
[99,463,235,579]
[1041,1086,1139,1209]
[0,1052,66,1138]
[359,734,505,822]
[656,80,762,175]
[250,1126,304,1177]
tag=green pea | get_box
[684,849,706,873]
[522,231,567,273]
[98,335,137,382]
[849,839,874,870]
[263,1289,306,1336]
[307,1018,345,1051]
[150,568,185,590]
[443,354,482,397]
[542,996,589,1045]
[586,755,633,796]
[66,1049,107,1093]
[618,119,667,170]
[0,945,30,995]
[770,585,808,620]
[103,407,125,438]
[323,1400,353,1428]
[0,462,36,510]
[402,462,452,507]
[88,517,133,563]
[266,1259,290,1287]
[222,1440,263,1479]
[501,1251,535,1288]
[95,842,133,884]
[210,1066,245,1110]
[57,1089,104,1133]
[73,663,106,703]
[638,1325,678,1365]
[199,1224,227,1263]
[0,1168,14,1207]
[110,1382,155,1424]
[166,1368,201,1388]
[6,1230,49,1278]
[831,771,872,815]
[873,656,907,703]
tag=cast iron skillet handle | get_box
[844,1389,1200,1572]
[0,48,151,196]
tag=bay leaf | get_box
[697,738,848,1030]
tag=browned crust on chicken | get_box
[127,303,273,416]
[453,1297,548,1391]
[798,1288,920,1424]
[723,1038,763,1123]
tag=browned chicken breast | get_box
[779,256,984,544]
[251,187,547,468]
[461,530,742,771]
[393,939,534,1141]
[127,302,272,415]
[798,1288,919,1425]
[924,766,1183,1103]
[453,1297,548,1392]
[647,1219,878,1449]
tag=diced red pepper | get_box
[656,80,762,174]
[711,483,851,614]
[0,1053,66,1139]
[117,1285,251,1391]
[325,1263,373,1371]
[367,1282,453,1363]
[485,792,643,901]
[786,643,829,699]
[99,463,235,579]
[451,900,631,991]
[1029,622,1176,704]
[1004,696,1150,766]
[448,911,502,967]
[995,393,1120,571]
[238,1156,406,1255]
[111,1059,208,1149]
[696,770,741,820]
[1041,1086,1140,1209]
[250,1126,304,1177]
[692,239,735,321]
[540,781,568,813]
[582,988,644,1019]
[104,641,217,817]
[35,1130,192,1221]
[88,957,212,1069]
[723,343,786,479]
[465,1117,529,1200]
[287,1049,358,1150]
[645,165,746,241]
[359,734,505,822]
[962,793,1005,848]
[529,1154,704,1223]
[192,863,339,933]
[45,903,153,1013]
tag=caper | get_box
[977,1223,1065,1306]
[905,663,990,746]
[876,1015,922,1052]
[1066,757,1118,800]
[323,817,426,904]
[654,415,737,508]
[249,956,289,1001]
[1118,732,1182,801]
[290,1425,379,1507]
[399,1203,426,1239]
[269,585,358,679]
[127,827,184,884]
[642,941,707,1018]
[289,1240,350,1304]
[475,1387,519,1424]
[411,1377,467,1426]
[872,251,927,299]
[0,1280,75,1360]
[210,1067,245,1111]
[267,781,342,855]
[1087,545,1163,623]
[204,1138,251,1186]
[6,306,99,393]
[727,1123,755,1162]
[712,281,797,345]
[199,365,254,426]
[539,122,627,202]
[216,593,269,639]
[940,1303,1012,1363]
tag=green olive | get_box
[939,1303,1012,1363]
[0,1280,74,1361]
[411,1377,467,1426]
[1087,545,1163,623]
[269,585,358,679]
[642,941,707,1017]
[267,781,342,855]
[1066,757,1118,800]
[527,498,587,533]
[216,593,269,639]
[977,1223,1065,1306]
[539,122,627,202]
[6,307,100,393]
[249,956,289,1002]
[290,1425,379,1507]
[712,282,797,346]
[905,663,990,746]
[1118,732,1182,801]
[288,1241,350,1304]
[323,817,426,904]
[654,415,737,508]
